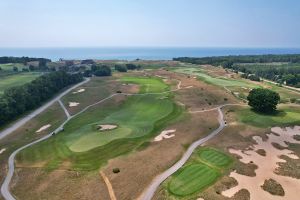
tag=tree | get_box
[94,65,111,76]
[247,88,280,113]
[115,64,127,72]
[13,66,18,72]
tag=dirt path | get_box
[100,171,117,200]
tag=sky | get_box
[0,0,300,48]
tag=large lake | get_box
[0,47,300,61]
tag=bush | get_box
[112,168,120,173]
[115,65,127,72]
[94,65,112,76]
[247,88,280,113]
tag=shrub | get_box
[113,168,120,173]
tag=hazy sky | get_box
[1,0,300,48]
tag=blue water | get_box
[0,47,300,61]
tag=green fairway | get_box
[0,72,41,94]
[173,67,255,88]
[168,163,220,196]
[16,76,182,170]
[121,76,169,93]
[237,106,300,128]
[67,95,174,152]
[198,148,232,168]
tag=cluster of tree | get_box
[115,64,127,72]
[81,59,95,65]
[240,73,260,82]
[231,64,300,87]
[0,71,83,126]
[247,88,280,113]
[125,63,142,70]
[83,64,112,77]
[0,56,51,64]
[173,54,300,67]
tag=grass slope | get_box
[16,76,182,171]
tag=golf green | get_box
[168,163,220,196]
[198,148,232,168]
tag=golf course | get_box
[1,60,300,200]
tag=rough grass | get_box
[0,72,41,94]
[168,163,220,196]
[237,106,300,128]
[261,178,285,196]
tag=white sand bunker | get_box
[222,126,300,200]
[36,124,51,133]
[98,124,117,131]
[0,148,6,154]
[69,102,80,107]
[73,88,85,94]
[154,130,176,142]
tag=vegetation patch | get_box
[261,179,285,196]
[236,107,300,128]
[255,149,266,156]
[168,163,220,196]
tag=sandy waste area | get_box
[154,130,176,142]
[98,124,117,131]
[222,126,300,200]
[36,124,51,133]
[69,102,80,107]
[72,88,85,94]
[0,148,6,155]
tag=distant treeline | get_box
[174,54,300,87]
[0,56,51,64]
[173,54,300,67]
[0,71,83,126]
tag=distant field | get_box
[0,72,41,94]
[173,66,300,102]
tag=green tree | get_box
[247,88,280,113]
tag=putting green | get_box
[121,76,169,93]
[198,148,232,168]
[168,163,220,196]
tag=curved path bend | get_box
[139,104,243,200]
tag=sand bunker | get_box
[72,88,85,94]
[98,125,117,131]
[69,102,80,107]
[222,126,300,200]
[0,148,6,154]
[36,124,51,133]
[154,130,176,142]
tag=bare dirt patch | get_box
[98,125,118,131]
[35,124,51,133]
[68,102,80,107]
[154,130,176,142]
